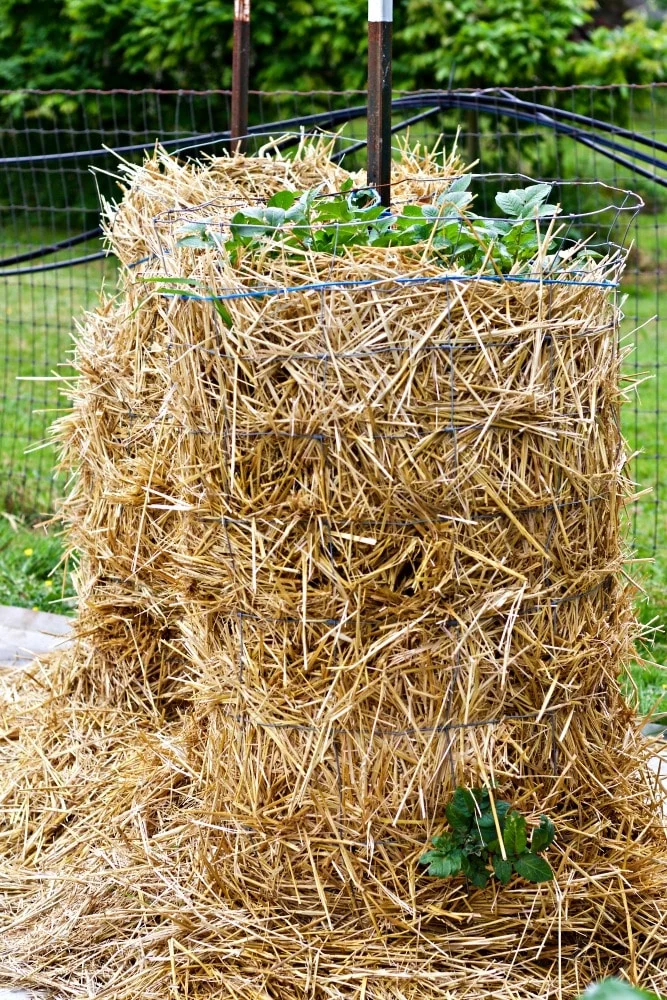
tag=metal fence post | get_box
[231,0,251,152]
[368,0,393,206]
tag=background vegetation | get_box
[0,0,666,100]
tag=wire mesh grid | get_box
[0,85,664,566]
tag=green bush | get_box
[1,0,665,103]
[400,0,592,88]
[571,11,667,85]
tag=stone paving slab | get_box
[0,603,72,669]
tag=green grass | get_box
[617,211,667,715]
[0,513,76,615]
[0,226,114,516]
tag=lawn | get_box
[0,149,665,716]
[0,511,76,614]
[0,228,114,516]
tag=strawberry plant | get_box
[419,786,556,888]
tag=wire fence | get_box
[0,85,664,559]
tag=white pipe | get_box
[368,0,392,22]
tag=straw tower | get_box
[1,138,666,1000]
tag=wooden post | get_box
[231,0,251,153]
[367,0,393,206]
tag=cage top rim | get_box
[148,172,644,229]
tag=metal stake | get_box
[231,0,251,153]
[367,0,393,206]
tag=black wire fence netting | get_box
[0,85,664,561]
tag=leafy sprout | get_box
[419,786,556,889]
[174,177,570,276]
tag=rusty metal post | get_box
[368,0,393,206]
[231,0,251,153]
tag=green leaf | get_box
[513,853,554,883]
[471,787,491,809]
[419,850,442,866]
[398,205,428,221]
[262,206,286,228]
[446,174,472,194]
[537,203,559,218]
[521,183,553,213]
[495,189,526,217]
[340,178,354,193]
[477,808,507,845]
[493,856,513,885]
[432,833,453,851]
[212,299,233,328]
[178,235,214,248]
[447,848,464,875]
[531,815,556,853]
[230,222,268,240]
[359,205,386,222]
[496,183,554,222]
[233,207,267,222]
[445,787,476,833]
[584,980,661,1000]
[427,855,454,878]
[439,190,473,212]
[267,190,298,210]
[494,801,511,824]
[285,200,308,224]
[315,200,352,223]
[477,810,495,831]
[431,235,452,251]
[469,867,490,888]
[461,853,490,887]
[503,811,527,856]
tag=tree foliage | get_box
[571,11,667,84]
[0,0,665,102]
[400,0,593,88]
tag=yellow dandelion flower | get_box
[44,579,53,589]
[32,606,39,612]
[23,547,34,557]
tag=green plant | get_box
[584,980,662,1000]
[176,179,572,276]
[419,786,556,888]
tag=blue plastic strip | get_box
[151,269,618,304]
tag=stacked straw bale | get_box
[1,137,667,1000]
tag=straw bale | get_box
[1,138,667,1000]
